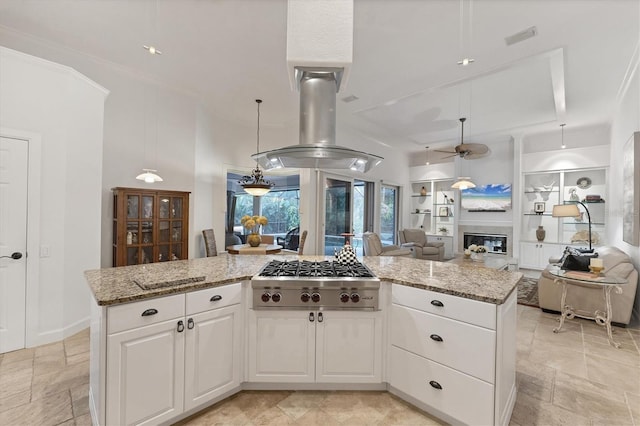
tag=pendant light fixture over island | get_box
[239,99,275,196]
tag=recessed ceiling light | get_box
[143,45,162,55]
[457,58,475,66]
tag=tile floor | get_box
[1,305,639,425]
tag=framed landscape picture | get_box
[461,184,512,211]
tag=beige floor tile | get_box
[292,407,339,425]
[553,371,633,424]
[250,405,294,425]
[515,358,556,403]
[66,350,90,366]
[229,390,292,420]
[0,389,73,426]
[0,357,33,379]
[584,338,640,367]
[626,391,640,424]
[0,389,31,414]
[64,338,89,358]
[586,354,640,394]
[357,391,408,417]
[33,353,66,377]
[528,344,588,378]
[0,348,35,366]
[74,412,93,426]
[276,391,327,420]
[34,341,64,358]
[31,360,89,401]
[378,405,442,425]
[0,366,33,400]
[510,391,590,426]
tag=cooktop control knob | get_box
[350,293,360,303]
[311,292,321,303]
[340,292,350,303]
[300,292,310,303]
[261,292,271,303]
[271,292,282,303]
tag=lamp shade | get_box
[242,184,272,197]
[136,169,163,183]
[451,177,476,190]
[552,204,580,218]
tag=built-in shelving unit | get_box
[409,179,455,237]
[520,168,607,264]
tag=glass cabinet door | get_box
[171,198,182,219]
[127,195,139,219]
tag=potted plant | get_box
[438,227,448,235]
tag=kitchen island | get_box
[86,255,521,426]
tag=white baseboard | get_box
[27,316,90,348]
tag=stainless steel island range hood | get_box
[251,67,383,173]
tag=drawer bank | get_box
[85,254,521,426]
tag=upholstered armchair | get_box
[398,229,444,261]
[362,232,413,257]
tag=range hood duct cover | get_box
[252,67,383,173]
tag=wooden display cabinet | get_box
[112,187,190,266]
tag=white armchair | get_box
[398,229,444,261]
[362,232,413,257]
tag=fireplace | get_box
[463,233,507,255]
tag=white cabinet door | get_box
[315,311,382,383]
[107,319,185,426]
[184,304,241,411]
[519,242,563,269]
[248,310,315,382]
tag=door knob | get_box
[0,252,22,260]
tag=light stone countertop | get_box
[85,254,523,306]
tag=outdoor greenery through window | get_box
[234,190,300,235]
[380,185,399,245]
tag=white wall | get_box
[609,43,640,325]
[0,47,108,345]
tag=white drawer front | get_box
[107,294,185,334]
[391,305,496,383]
[186,282,242,314]
[392,284,496,330]
[389,346,494,426]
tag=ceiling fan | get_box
[435,118,489,160]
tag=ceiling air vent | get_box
[505,26,538,46]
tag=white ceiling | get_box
[0,0,637,158]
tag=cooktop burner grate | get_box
[257,259,375,278]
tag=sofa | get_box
[538,246,638,325]
[398,229,445,261]
[362,232,413,257]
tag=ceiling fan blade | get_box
[434,149,456,154]
[441,153,458,159]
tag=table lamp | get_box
[552,202,593,252]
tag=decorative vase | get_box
[536,226,546,242]
[420,186,427,196]
[471,252,484,262]
[247,233,261,247]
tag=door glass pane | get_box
[380,185,399,245]
[172,244,182,261]
[171,198,182,219]
[140,247,152,264]
[159,221,170,242]
[141,221,153,244]
[127,247,137,265]
[352,180,373,257]
[142,196,153,219]
[159,245,169,262]
[324,177,352,255]
[159,197,170,219]
[172,222,182,242]
[127,222,139,244]
[127,195,139,219]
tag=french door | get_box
[380,184,400,245]
[319,173,375,256]
[321,174,353,255]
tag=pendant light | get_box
[239,99,274,196]
[136,0,163,184]
[560,123,566,149]
[425,146,430,165]
[451,118,476,190]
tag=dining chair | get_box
[202,229,218,257]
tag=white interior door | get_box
[0,136,28,353]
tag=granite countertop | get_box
[85,254,523,306]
